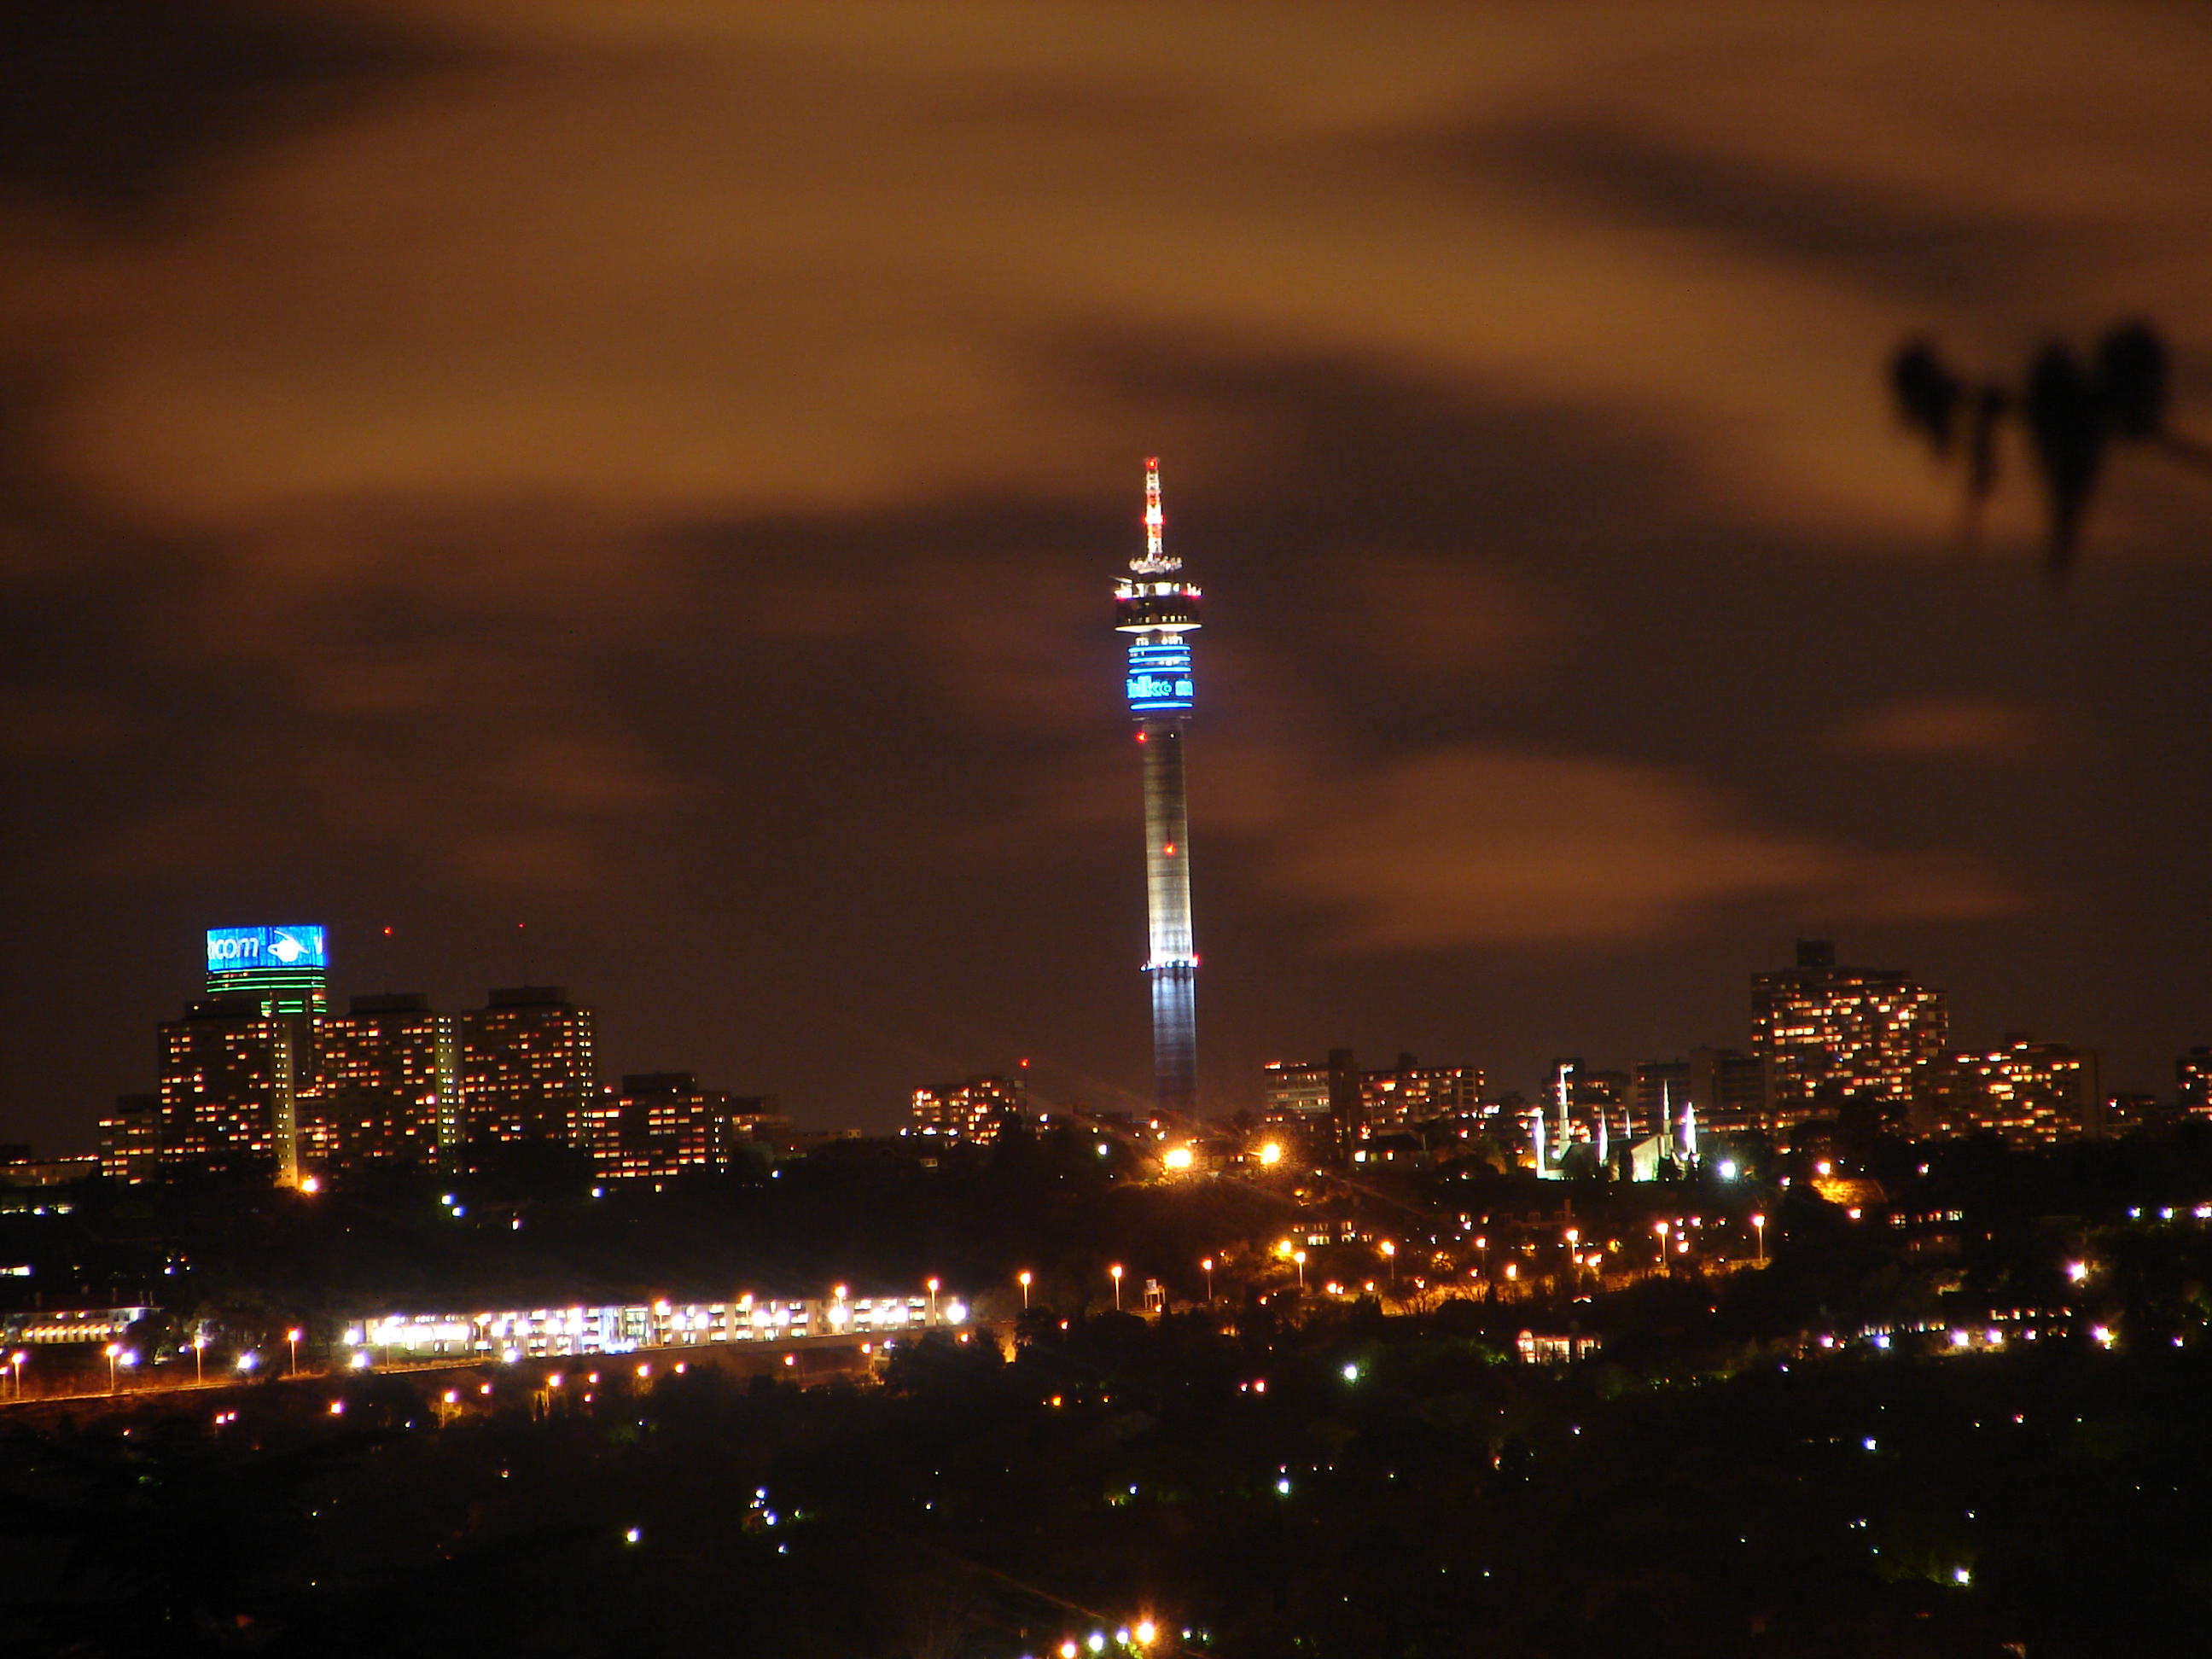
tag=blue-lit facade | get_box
[1115,459,1202,1115]
[206,925,328,977]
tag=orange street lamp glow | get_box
[1110,1264,1125,1310]
[1256,1141,1284,1167]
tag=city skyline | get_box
[4,4,2212,1150]
[64,918,2192,1168]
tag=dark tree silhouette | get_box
[1889,319,2208,579]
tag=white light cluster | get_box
[341,1288,970,1361]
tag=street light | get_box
[1201,1257,1214,1302]
[1109,1264,1124,1310]
[926,1278,940,1322]
[1380,1241,1396,1291]
[1751,1214,1767,1263]
[286,1329,302,1377]
[1018,1270,1033,1310]
[104,1343,121,1394]
[7,1350,23,1400]
[1256,1140,1283,1167]
[192,1334,206,1388]
[1292,1250,1307,1290]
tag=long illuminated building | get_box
[345,1289,971,1361]
[1115,458,1202,1114]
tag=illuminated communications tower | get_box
[1115,458,1202,1114]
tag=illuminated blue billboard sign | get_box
[206,926,328,976]
[1126,641,1194,712]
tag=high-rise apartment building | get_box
[459,986,598,1149]
[187,925,329,1185]
[579,1073,773,1181]
[131,934,789,1188]
[1690,1046,1768,1136]
[1914,1037,2101,1146]
[1631,1060,1691,1135]
[1751,939,1946,1132]
[1627,1049,1766,1138]
[97,1094,160,1184]
[1360,1055,1483,1129]
[1265,1051,1478,1155]
[909,1074,1028,1144]
[158,993,312,1180]
[1261,1059,1333,1125]
[1261,1051,1365,1150]
[2178,1048,2212,1121]
[313,992,460,1171]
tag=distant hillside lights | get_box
[108,928,778,1187]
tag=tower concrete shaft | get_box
[1139,719,1196,1114]
[1115,458,1201,1115]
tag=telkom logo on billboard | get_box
[207,926,328,975]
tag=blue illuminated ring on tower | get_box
[1126,640,1195,712]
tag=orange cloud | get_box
[1834,695,2075,763]
[1260,743,2020,948]
[8,0,2207,559]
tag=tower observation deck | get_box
[1115,458,1202,1115]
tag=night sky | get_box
[4,1,2211,1151]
